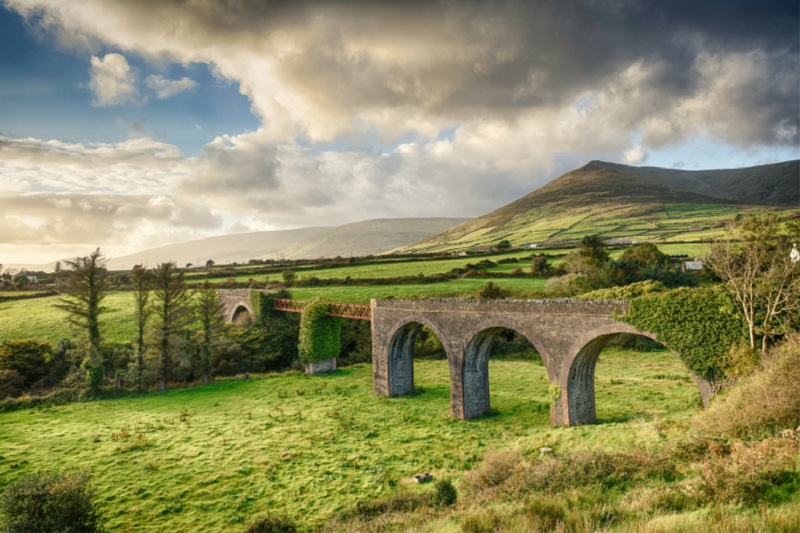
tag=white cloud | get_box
[145,74,197,98]
[624,146,648,164]
[88,53,140,106]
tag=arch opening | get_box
[460,327,546,419]
[386,321,448,397]
[565,331,702,426]
[231,305,253,327]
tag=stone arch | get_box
[558,323,712,426]
[230,303,253,324]
[457,320,554,419]
[383,316,451,397]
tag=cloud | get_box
[88,53,140,106]
[624,146,648,164]
[226,221,252,234]
[7,0,796,147]
[145,74,197,98]
[170,205,223,230]
[1,0,797,263]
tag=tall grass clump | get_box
[243,514,297,533]
[693,333,800,440]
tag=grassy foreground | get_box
[0,350,700,532]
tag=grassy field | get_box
[0,349,700,532]
[0,292,138,346]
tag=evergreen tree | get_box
[131,265,153,391]
[55,248,109,348]
[150,262,194,390]
[195,281,226,384]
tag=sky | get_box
[0,0,798,265]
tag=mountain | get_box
[105,227,330,270]
[585,160,799,207]
[399,163,798,253]
[259,218,471,260]
[101,217,470,271]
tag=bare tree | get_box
[150,262,194,390]
[55,248,109,348]
[706,212,800,355]
[131,266,153,391]
[194,281,226,384]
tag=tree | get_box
[55,248,109,348]
[131,266,153,391]
[705,212,800,355]
[530,255,551,276]
[195,281,226,384]
[206,259,215,268]
[495,239,512,250]
[282,270,297,285]
[54,261,61,274]
[578,234,609,262]
[620,243,669,268]
[151,262,194,390]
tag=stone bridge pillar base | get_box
[305,358,336,374]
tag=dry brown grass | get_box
[693,333,800,440]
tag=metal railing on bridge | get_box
[272,298,372,320]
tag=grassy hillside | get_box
[589,159,800,207]
[398,165,797,254]
[0,352,700,532]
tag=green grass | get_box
[288,278,548,303]
[0,292,138,345]
[0,349,700,532]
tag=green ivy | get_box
[298,297,342,364]
[249,289,291,325]
[575,280,667,300]
[616,287,746,382]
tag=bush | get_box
[477,282,511,300]
[0,471,106,533]
[297,297,342,364]
[575,280,667,300]
[0,339,51,385]
[693,333,800,440]
[433,477,457,507]
[0,370,24,399]
[461,449,523,493]
[244,514,297,533]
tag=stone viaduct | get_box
[218,289,261,324]
[218,290,712,426]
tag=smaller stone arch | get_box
[558,323,712,426]
[382,316,451,397]
[457,319,553,419]
[230,303,253,325]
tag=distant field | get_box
[0,292,138,345]
[402,204,796,254]
[289,278,549,303]
[0,352,700,532]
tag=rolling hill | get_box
[261,217,471,260]
[586,159,799,207]
[105,227,331,270]
[99,217,469,271]
[398,162,799,253]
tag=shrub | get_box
[0,370,24,399]
[244,514,297,533]
[0,471,106,533]
[433,477,457,507]
[297,297,342,364]
[461,449,523,493]
[477,282,511,300]
[693,333,800,440]
[338,491,430,521]
[575,280,667,300]
[0,339,51,385]
[460,508,498,533]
